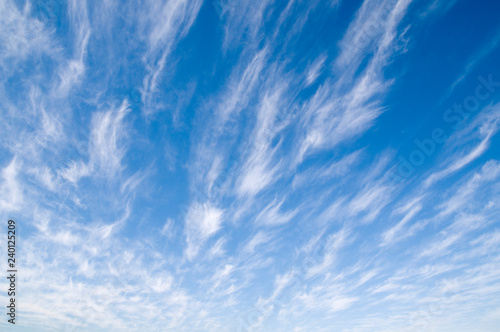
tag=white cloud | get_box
[243,231,272,254]
[139,0,204,114]
[90,100,131,177]
[437,159,500,216]
[219,0,273,50]
[58,160,92,183]
[161,218,175,239]
[55,0,91,96]
[295,0,411,163]
[382,203,422,246]
[305,53,327,86]
[0,1,59,70]
[185,202,224,260]
[306,226,352,278]
[217,47,268,125]
[425,106,500,187]
[2,0,499,330]
[207,237,227,259]
[236,84,289,198]
[0,157,23,212]
[255,197,298,226]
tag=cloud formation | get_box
[1,0,500,331]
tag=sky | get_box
[0,0,500,331]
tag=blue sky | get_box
[1,0,500,331]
